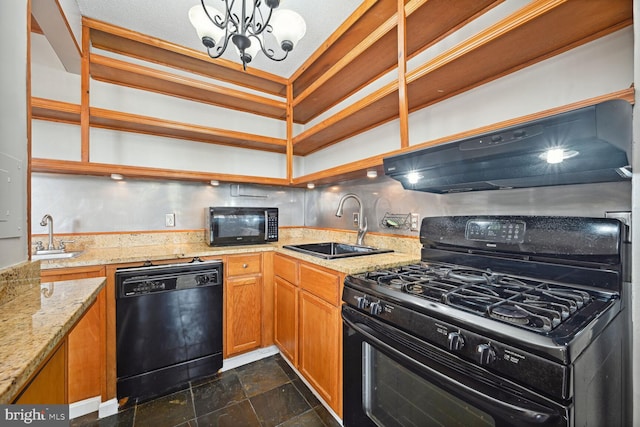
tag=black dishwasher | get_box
[115,258,223,405]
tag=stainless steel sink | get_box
[283,242,393,259]
[32,251,83,261]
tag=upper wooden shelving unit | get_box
[291,0,501,124]
[31,0,633,185]
[291,0,633,156]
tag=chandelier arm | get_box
[254,35,289,62]
[248,2,273,37]
[206,31,233,59]
[200,0,228,30]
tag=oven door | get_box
[342,306,569,427]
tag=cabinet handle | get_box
[243,263,248,268]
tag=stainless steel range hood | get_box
[383,100,632,194]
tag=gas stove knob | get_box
[447,332,465,351]
[369,301,383,316]
[476,343,496,365]
[356,296,369,309]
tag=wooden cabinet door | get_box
[14,341,67,404]
[274,276,298,365]
[68,287,106,403]
[225,275,262,356]
[299,290,341,414]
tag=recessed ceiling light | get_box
[110,173,124,180]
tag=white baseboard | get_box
[69,396,101,420]
[98,398,118,419]
[221,345,279,372]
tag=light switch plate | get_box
[165,213,175,227]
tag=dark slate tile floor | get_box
[71,354,342,427]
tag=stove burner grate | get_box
[368,262,593,333]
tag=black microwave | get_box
[205,207,278,246]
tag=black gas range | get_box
[342,215,630,427]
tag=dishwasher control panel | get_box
[116,259,223,297]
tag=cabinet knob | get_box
[243,263,248,268]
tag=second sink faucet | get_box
[40,214,55,250]
[335,193,368,245]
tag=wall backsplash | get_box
[32,173,631,237]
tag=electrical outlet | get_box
[165,213,175,227]
[410,213,420,231]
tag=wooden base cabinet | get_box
[224,253,263,357]
[40,267,107,403]
[273,254,343,417]
[13,341,67,404]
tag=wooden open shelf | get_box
[292,0,501,124]
[31,97,287,153]
[90,54,287,121]
[31,158,289,186]
[85,18,287,97]
[406,0,634,113]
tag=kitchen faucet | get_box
[335,193,368,245]
[40,214,55,250]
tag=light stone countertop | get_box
[38,242,421,275]
[0,277,106,403]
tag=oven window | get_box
[363,343,495,427]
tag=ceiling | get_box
[72,0,364,78]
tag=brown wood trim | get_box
[286,84,294,183]
[31,97,81,124]
[31,14,42,34]
[31,158,290,186]
[27,0,33,260]
[83,17,287,97]
[90,54,287,120]
[397,0,409,149]
[89,108,287,153]
[81,25,90,162]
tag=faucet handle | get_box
[58,240,75,250]
[34,241,44,251]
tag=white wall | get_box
[0,0,29,268]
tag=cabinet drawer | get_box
[300,263,341,306]
[274,254,298,284]
[227,253,262,276]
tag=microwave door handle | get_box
[264,211,268,241]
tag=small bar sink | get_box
[283,242,393,259]
[32,251,83,261]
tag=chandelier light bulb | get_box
[270,9,307,52]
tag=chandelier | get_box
[188,0,306,71]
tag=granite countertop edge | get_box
[39,243,421,274]
[0,277,106,404]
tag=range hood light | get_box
[407,172,422,184]
[540,148,579,164]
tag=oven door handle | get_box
[343,314,563,425]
